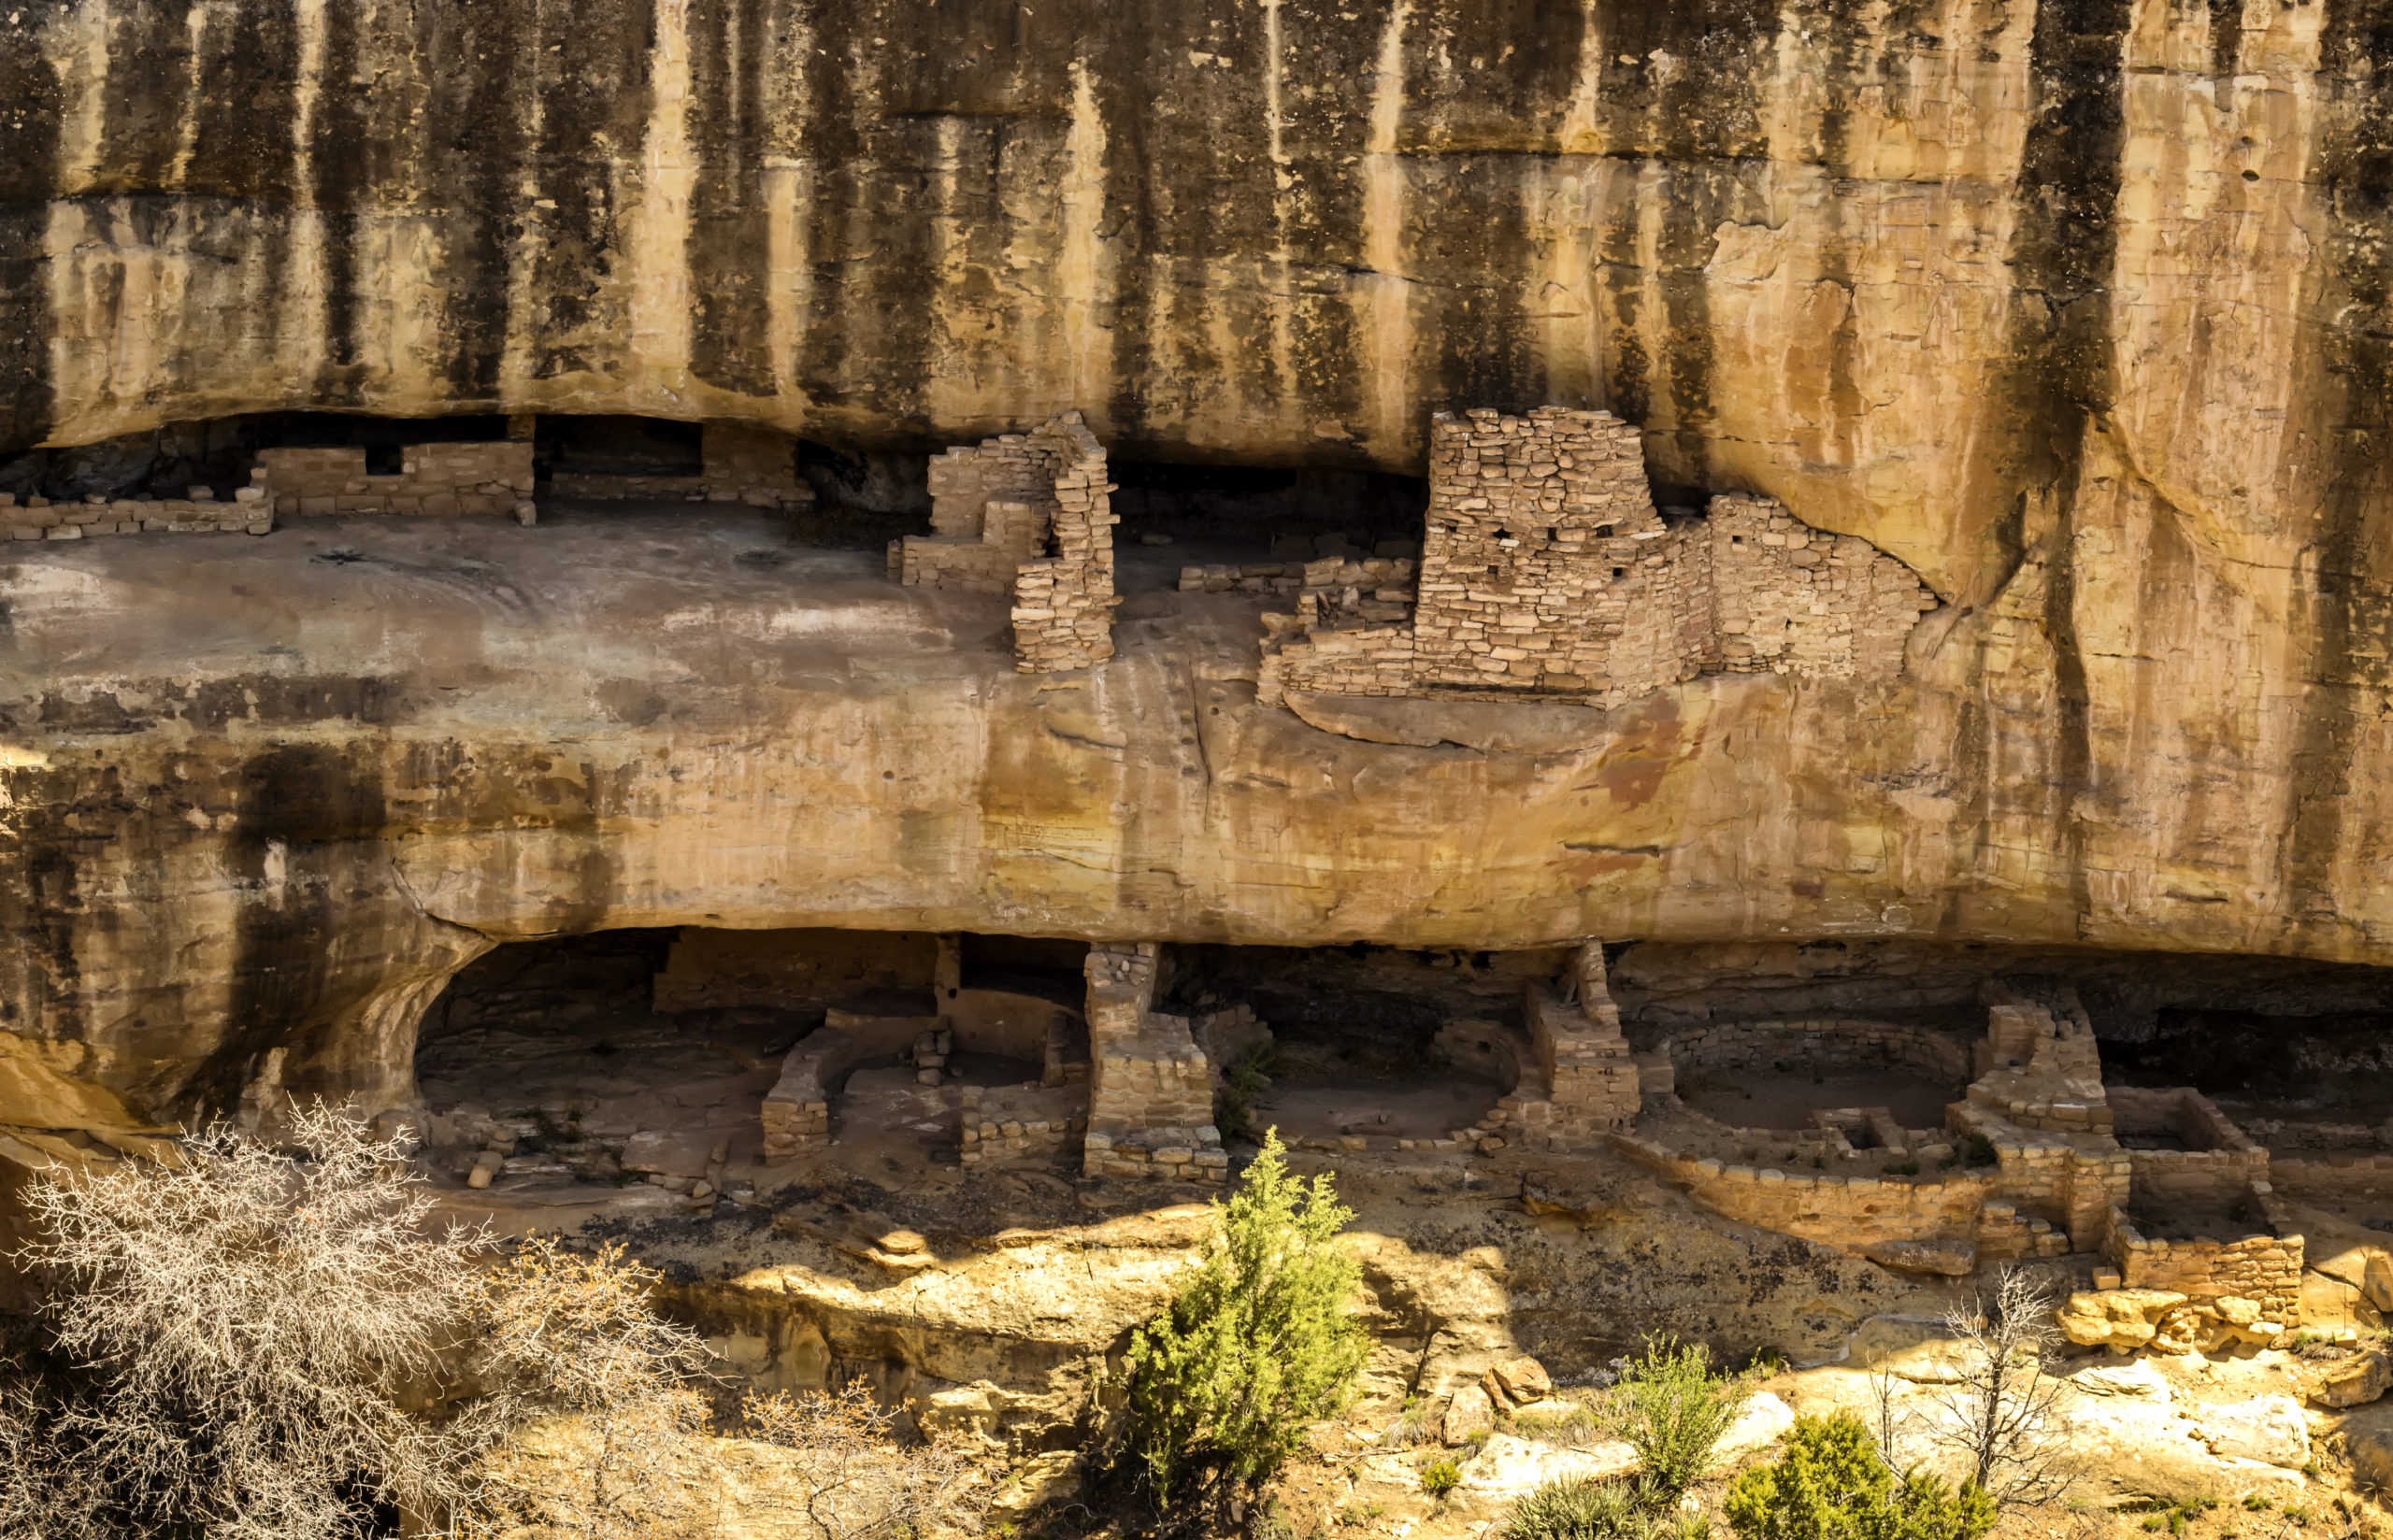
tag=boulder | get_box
[2057,1289,2188,1351]
[1442,1384,1497,1446]
[2348,1401,2393,1493]
[1711,1392,1797,1468]
[1484,1354,1554,1407]
[2279,1204,2393,1313]
[2196,1395,2310,1468]
[1456,1433,1638,1497]
[2300,1348,2390,1409]
[2060,1396,2304,1501]
[1864,1239,1977,1277]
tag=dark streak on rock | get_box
[688,0,779,398]
[2278,0,2393,937]
[0,7,61,452]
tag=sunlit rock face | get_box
[6,3,2386,579]
[3,1,2393,1119]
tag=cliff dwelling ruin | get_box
[8,0,2393,1527]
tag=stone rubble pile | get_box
[961,1082,1088,1170]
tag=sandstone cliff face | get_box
[4,2,2387,582]
[4,2,2393,1119]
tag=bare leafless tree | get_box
[17,1105,744,1540]
[454,1234,724,1540]
[739,1379,984,1540]
[20,1102,503,1540]
[1924,1267,2072,1507]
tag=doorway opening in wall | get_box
[1162,944,1563,1152]
[1107,462,1427,592]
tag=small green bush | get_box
[1420,1456,1464,1500]
[1507,1476,1637,1540]
[1964,1134,1999,1168]
[1611,1335,1753,1504]
[1123,1129,1369,1510]
[1724,1413,1996,1540]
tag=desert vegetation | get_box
[0,1104,983,1540]
[1120,1128,1370,1515]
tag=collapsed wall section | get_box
[894,410,1118,672]
[1256,407,1939,709]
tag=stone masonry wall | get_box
[1080,943,1225,1183]
[896,411,1117,671]
[257,442,535,519]
[2111,1086,2271,1208]
[1008,414,1118,673]
[2,486,269,539]
[1254,407,1938,709]
[1664,1019,1973,1088]
[1524,942,1642,1145]
[2106,1209,2305,1325]
[960,1082,1088,1170]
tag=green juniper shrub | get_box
[1611,1334,1753,1506]
[1122,1129,1369,1512]
[1724,1413,1997,1540]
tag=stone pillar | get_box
[1522,941,1641,1148]
[1081,943,1225,1183]
[933,933,963,1027]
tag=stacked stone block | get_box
[1010,414,1119,672]
[2106,1208,2304,1326]
[758,997,941,1158]
[1609,1133,2006,1254]
[1081,943,1226,1184]
[2,487,269,540]
[961,1082,1089,1170]
[1255,406,1938,709]
[2111,1086,2271,1206]
[1965,989,2114,1134]
[258,442,535,518]
[896,411,1119,672]
[1521,942,1641,1146]
[2271,1151,2393,1202]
